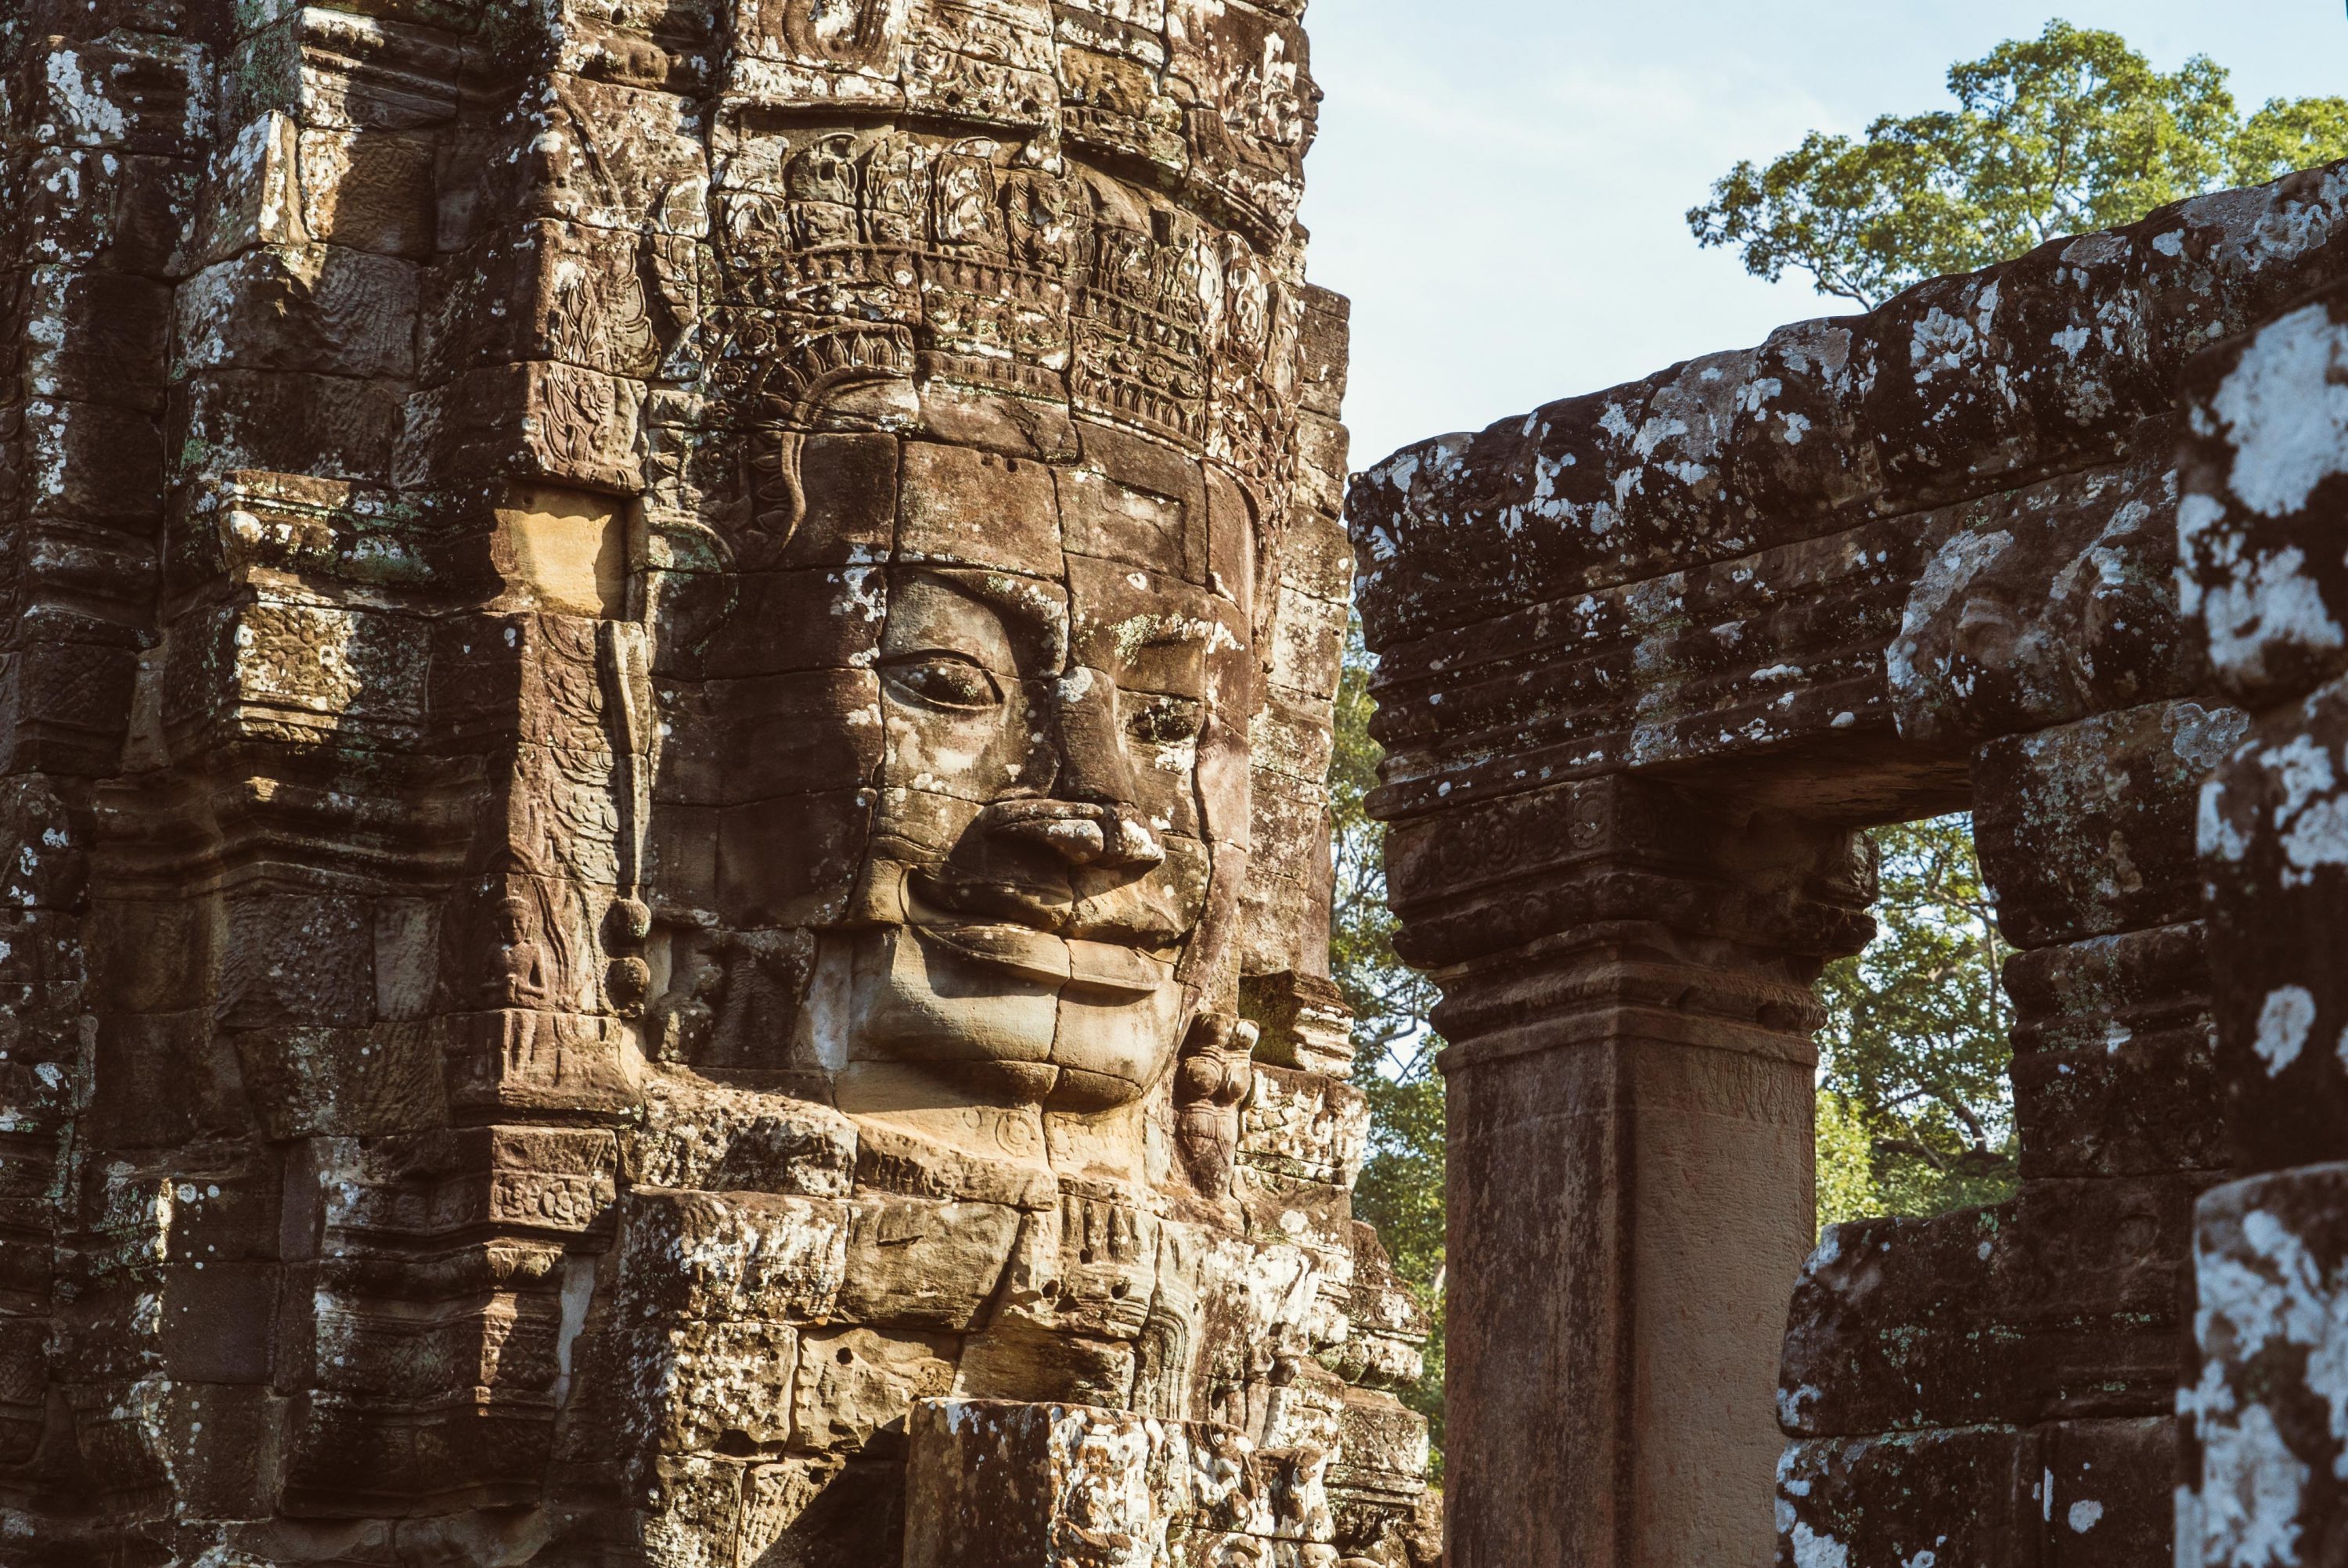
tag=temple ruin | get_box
[13,0,2348,1560]
[1351,156,2348,1566]
[0,0,1446,1562]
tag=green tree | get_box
[1814,1089,1884,1229]
[1330,621,1447,1475]
[1816,818,2016,1223]
[1689,19,2348,308]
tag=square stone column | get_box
[1385,777,1873,1568]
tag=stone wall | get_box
[1349,160,2348,1566]
[2173,270,2348,1566]
[0,0,1438,1563]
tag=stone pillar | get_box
[1384,777,1873,1568]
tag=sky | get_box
[1295,1,2348,472]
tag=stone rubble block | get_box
[613,1187,851,1325]
[2186,1163,2348,1568]
[1777,1424,2039,1568]
[178,365,411,486]
[2179,275,2348,711]
[16,147,200,277]
[625,1072,859,1198]
[30,34,207,157]
[836,1196,1024,1332]
[21,394,168,530]
[1239,1064,1367,1189]
[1886,434,2204,746]
[175,242,421,381]
[1858,235,2162,508]
[1778,1205,2029,1440]
[1971,697,2249,949]
[22,264,174,412]
[2012,1173,2216,1419]
[1241,970,1354,1080]
[220,6,465,135]
[1778,1415,2175,1568]
[903,1398,1339,1568]
[1325,1385,1428,1502]
[2005,922,2223,1181]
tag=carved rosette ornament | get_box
[0,0,1422,1562]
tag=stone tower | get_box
[0,0,1433,1560]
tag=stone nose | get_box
[1045,666,1144,815]
[988,800,1165,871]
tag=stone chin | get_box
[843,861,1194,1112]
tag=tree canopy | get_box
[1687,20,2348,308]
[1817,818,2016,1224]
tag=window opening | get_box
[1816,812,2016,1227]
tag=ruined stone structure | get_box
[1351,160,2348,1566]
[0,0,1440,1562]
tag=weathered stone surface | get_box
[1777,1416,2176,1568]
[2199,670,2348,1176]
[2179,279,2348,710]
[2005,923,2224,1181]
[1780,1207,2028,1440]
[1348,153,2348,1568]
[0,0,1418,1560]
[903,1398,1339,1568]
[2185,1166,2348,1568]
[1888,437,2207,746]
[1972,698,2248,948]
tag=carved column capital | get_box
[1382,776,1874,1074]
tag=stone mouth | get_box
[902,877,1174,999]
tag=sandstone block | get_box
[1972,699,2248,948]
[791,1328,958,1454]
[902,1399,1338,1567]
[2188,1165,2348,1568]
[835,1197,1022,1332]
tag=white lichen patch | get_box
[2210,304,2348,519]
[2254,987,2316,1076]
[2197,546,2345,688]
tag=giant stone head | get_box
[29,0,1435,1562]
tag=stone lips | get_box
[0,0,1427,1565]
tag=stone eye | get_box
[1127,696,1201,744]
[884,655,1003,711]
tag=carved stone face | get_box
[842,580,1204,1109]
[835,440,1251,1115]
[654,419,1259,1129]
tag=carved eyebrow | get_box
[890,566,1070,667]
[1128,610,1227,648]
